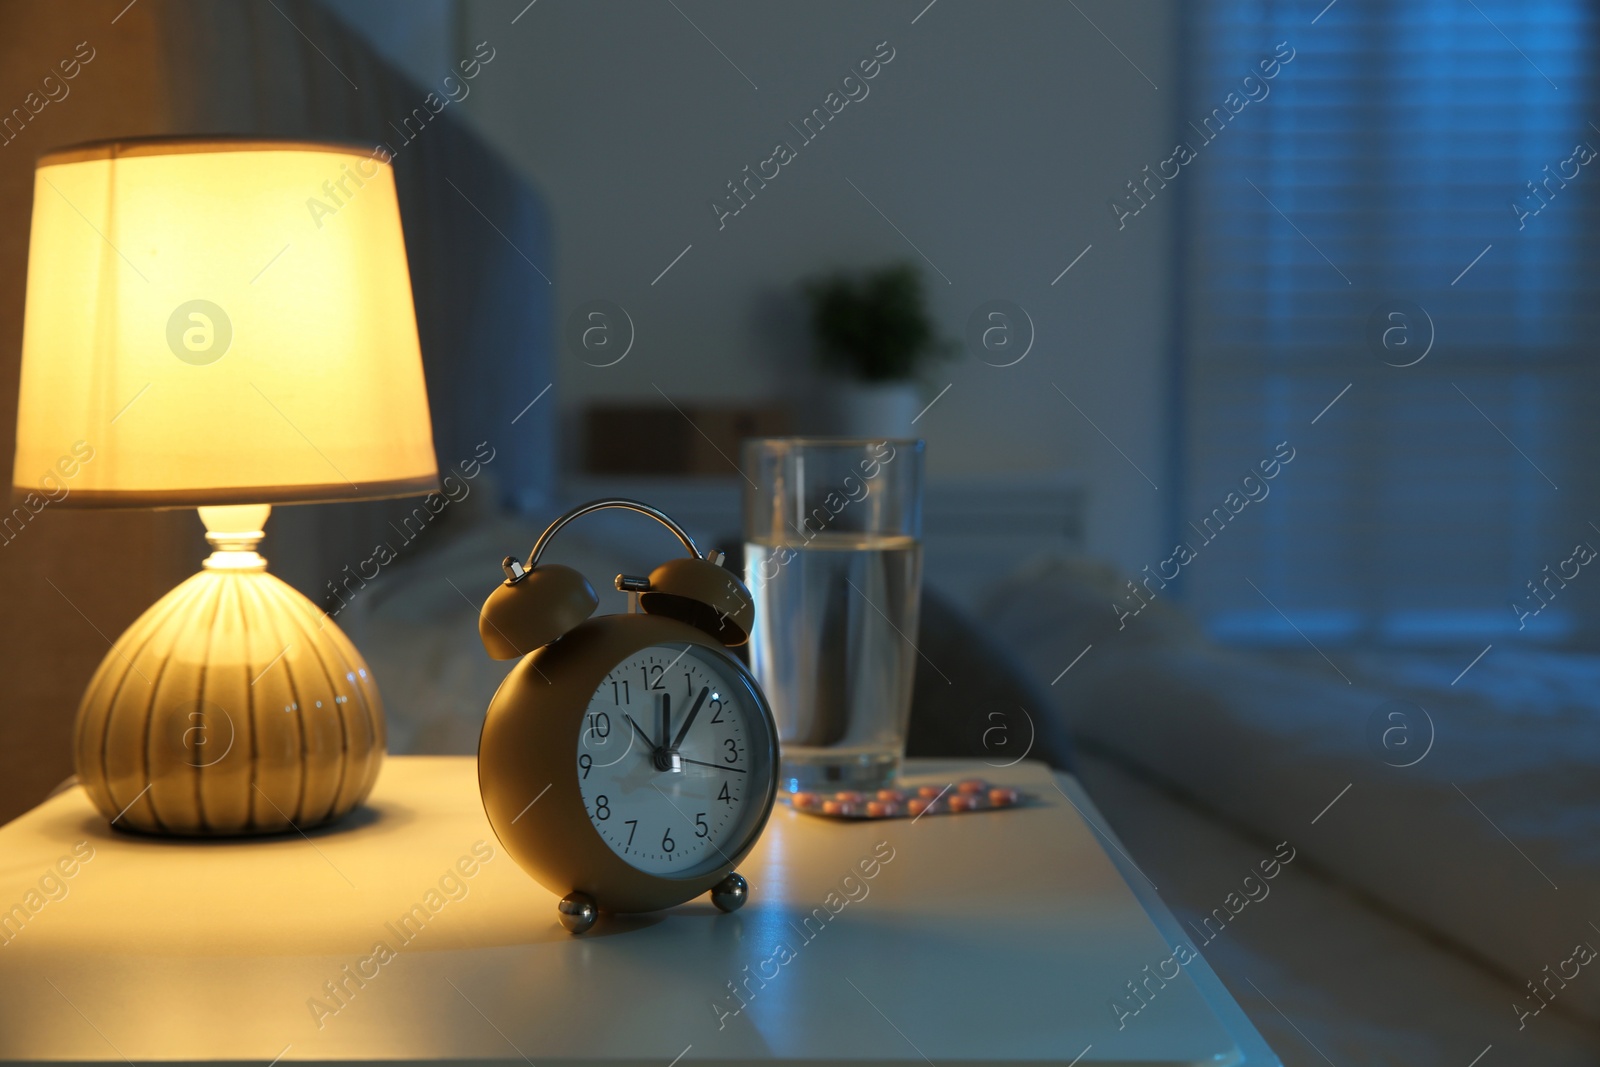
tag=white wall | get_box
[326,0,1179,573]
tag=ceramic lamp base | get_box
[73,505,385,835]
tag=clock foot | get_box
[710,872,749,913]
[558,891,598,934]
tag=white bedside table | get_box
[0,757,1277,1065]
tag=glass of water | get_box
[741,437,925,794]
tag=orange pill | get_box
[866,801,888,817]
[917,785,944,799]
[792,792,820,809]
[989,787,1019,806]
[876,789,905,802]
[834,791,865,804]
[907,798,929,816]
[957,779,987,795]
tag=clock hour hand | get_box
[671,687,710,751]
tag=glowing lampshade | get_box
[13,138,437,506]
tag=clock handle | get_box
[518,498,705,574]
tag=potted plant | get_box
[803,262,951,438]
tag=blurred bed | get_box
[982,556,1600,1064]
[334,485,1072,769]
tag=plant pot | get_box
[822,379,922,439]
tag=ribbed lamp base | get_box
[73,507,385,835]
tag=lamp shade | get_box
[12,138,438,507]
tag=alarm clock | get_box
[476,498,779,934]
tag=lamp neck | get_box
[199,504,271,571]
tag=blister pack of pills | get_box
[787,778,1023,819]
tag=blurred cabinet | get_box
[581,404,790,477]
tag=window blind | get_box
[1182,0,1600,646]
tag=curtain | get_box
[1181,0,1600,646]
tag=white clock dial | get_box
[577,644,775,877]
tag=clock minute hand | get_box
[671,687,710,751]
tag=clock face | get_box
[577,643,776,877]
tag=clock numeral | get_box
[594,795,610,820]
[611,679,630,705]
[642,664,665,690]
[587,711,611,739]
[718,781,734,805]
[695,813,709,838]
[578,753,592,779]
[723,737,739,764]
[709,698,725,724]
[624,819,637,845]
[661,827,675,853]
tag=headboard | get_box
[0,0,554,823]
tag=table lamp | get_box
[11,138,439,836]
